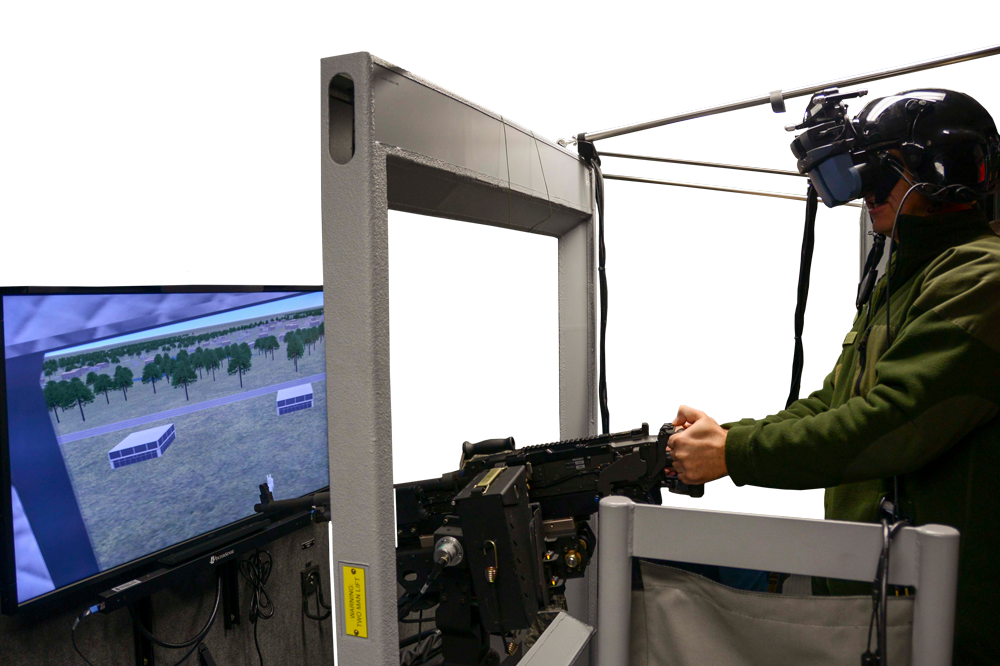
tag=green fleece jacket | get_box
[724,208,1000,666]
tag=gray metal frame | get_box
[519,613,594,666]
[596,497,961,666]
[320,45,1000,666]
[321,52,598,665]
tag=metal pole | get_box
[575,44,1000,143]
[603,173,864,208]
[910,525,961,666]
[600,151,805,177]
[595,497,634,666]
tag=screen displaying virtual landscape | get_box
[3,291,329,604]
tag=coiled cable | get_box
[240,550,274,666]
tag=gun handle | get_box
[669,481,705,498]
[462,437,515,458]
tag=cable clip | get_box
[576,135,601,166]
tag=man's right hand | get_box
[667,405,729,485]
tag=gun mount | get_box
[255,422,702,665]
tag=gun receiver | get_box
[395,423,702,665]
[397,422,700,541]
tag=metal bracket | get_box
[130,596,155,666]
[221,561,240,631]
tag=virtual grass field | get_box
[60,382,329,571]
[50,339,326,437]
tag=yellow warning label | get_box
[342,564,368,639]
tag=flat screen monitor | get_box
[0,287,329,613]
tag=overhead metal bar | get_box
[603,173,864,208]
[600,151,805,177]
[573,44,1000,143]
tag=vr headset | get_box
[788,88,903,208]
[791,85,1000,210]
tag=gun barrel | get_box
[254,491,329,514]
[393,472,464,492]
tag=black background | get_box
[0,42,997,517]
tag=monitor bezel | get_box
[0,285,326,616]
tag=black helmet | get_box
[852,89,1000,203]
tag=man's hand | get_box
[668,405,729,485]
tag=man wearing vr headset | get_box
[666,88,1000,664]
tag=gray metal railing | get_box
[595,497,960,666]
[572,44,1000,143]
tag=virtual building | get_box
[108,424,176,470]
[276,384,313,416]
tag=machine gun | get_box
[395,423,702,666]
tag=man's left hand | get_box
[668,405,729,485]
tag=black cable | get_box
[130,576,223,649]
[72,580,221,666]
[864,499,909,666]
[400,614,435,623]
[161,581,223,666]
[303,593,331,621]
[883,521,907,646]
[167,638,211,666]
[317,581,331,609]
[881,178,955,344]
[398,562,443,621]
[786,183,819,408]
[240,550,274,666]
[71,621,98,666]
[595,159,611,434]
[303,571,331,621]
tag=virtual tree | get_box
[171,360,198,401]
[43,381,64,423]
[286,332,305,372]
[93,374,115,404]
[67,378,95,422]
[114,366,134,401]
[142,362,162,394]
[227,343,253,388]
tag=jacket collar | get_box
[890,207,992,279]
